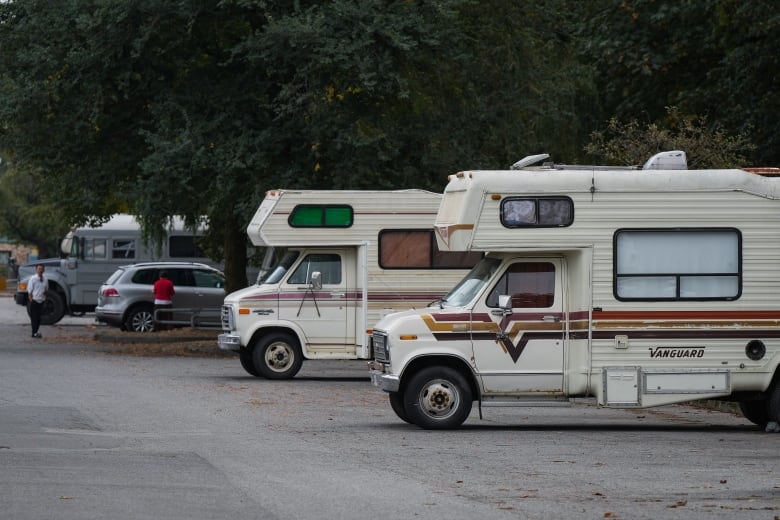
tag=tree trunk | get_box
[223,214,248,295]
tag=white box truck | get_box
[218,189,481,379]
[369,151,780,430]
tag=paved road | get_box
[0,295,778,519]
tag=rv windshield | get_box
[258,250,300,285]
[441,257,502,307]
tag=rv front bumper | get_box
[369,367,400,393]
[218,333,241,351]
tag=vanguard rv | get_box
[369,151,780,430]
[218,189,481,379]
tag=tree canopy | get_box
[0,0,776,288]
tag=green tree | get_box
[0,0,598,293]
[585,106,755,168]
[574,0,779,166]
[0,158,69,258]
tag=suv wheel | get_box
[125,305,155,332]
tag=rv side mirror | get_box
[310,271,322,291]
[498,295,511,309]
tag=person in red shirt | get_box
[152,270,175,331]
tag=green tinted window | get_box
[289,205,353,227]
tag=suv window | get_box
[131,269,157,285]
[166,268,193,287]
[193,269,224,288]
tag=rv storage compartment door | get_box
[603,367,640,406]
[642,370,730,394]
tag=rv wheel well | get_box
[249,326,301,350]
[401,355,479,400]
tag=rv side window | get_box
[289,205,353,228]
[486,262,556,308]
[501,197,573,227]
[112,239,136,259]
[287,254,342,285]
[85,239,107,260]
[379,229,482,269]
[614,229,741,300]
[169,236,206,258]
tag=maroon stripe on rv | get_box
[592,329,780,340]
[429,313,485,322]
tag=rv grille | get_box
[373,331,389,363]
[221,305,235,331]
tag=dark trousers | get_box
[29,300,43,334]
[154,303,172,331]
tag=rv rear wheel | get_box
[768,382,780,426]
[239,348,260,376]
[388,391,411,424]
[738,400,769,427]
[404,366,473,430]
[252,332,303,379]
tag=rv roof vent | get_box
[510,153,550,170]
[642,150,687,170]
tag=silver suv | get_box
[96,262,225,332]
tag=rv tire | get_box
[239,348,260,376]
[738,400,769,427]
[388,391,411,424]
[252,332,303,379]
[768,381,780,425]
[404,366,472,430]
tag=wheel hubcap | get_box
[265,343,292,372]
[419,380,459,419]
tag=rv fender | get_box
[397,354,480,402]
[246,321,309,357]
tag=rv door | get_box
[471,258,566,394]
[277,250,349,353]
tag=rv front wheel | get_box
[252,333,303,379]
[239,348,260,377]
[388,391,411,424]
[738,400,769,427]
[404,366,472,430]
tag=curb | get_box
[93,333,217,344]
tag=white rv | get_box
[15,214,217,324]
[218,189,481,379]
[369,151,780,430]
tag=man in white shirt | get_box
[27,264,48,338]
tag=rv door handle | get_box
[330,292,345,298]
[542,315,560,322]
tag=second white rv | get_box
[218,189,481,379]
